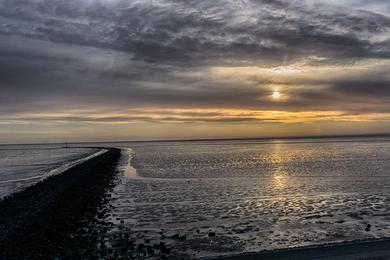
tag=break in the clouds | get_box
[0,0,390,141]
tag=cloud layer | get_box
[0,0,390,141]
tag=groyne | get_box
[0,148,121,258]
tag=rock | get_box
[170,234,180,239]
[208,232,216,237]
[152,243,160,250]
[159,242,171,254]
[365,224,371,232]
[137,243,145,251]
[146,245,154,255]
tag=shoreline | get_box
[0,148,121,258]
[2,133,390,147]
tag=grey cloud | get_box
[1,0,390,122]
[1,0,390,64]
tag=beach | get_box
[2,138,390,258]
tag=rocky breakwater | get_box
[0,148,121,259]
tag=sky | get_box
[0,0,390,143]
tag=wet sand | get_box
[86,143,390,259]
[0,148,120,258]
[210,238,390,260]
[2,143,390,259]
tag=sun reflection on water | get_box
[272,174,288,190]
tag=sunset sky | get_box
[1,0,390,143]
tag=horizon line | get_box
[1,132,390,146]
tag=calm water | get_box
[93,137,390,258]
[0,144,100,199]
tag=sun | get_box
[272,91,281,99]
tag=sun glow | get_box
[272,91,281,99]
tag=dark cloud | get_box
[0,0,390,124]
[1,0,390,63]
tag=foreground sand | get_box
[209,238,390,259]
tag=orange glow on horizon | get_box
[2,108,390,125]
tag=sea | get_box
[2,136,390,258]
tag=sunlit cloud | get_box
[0,0,389,142]
[2,108,390,126]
